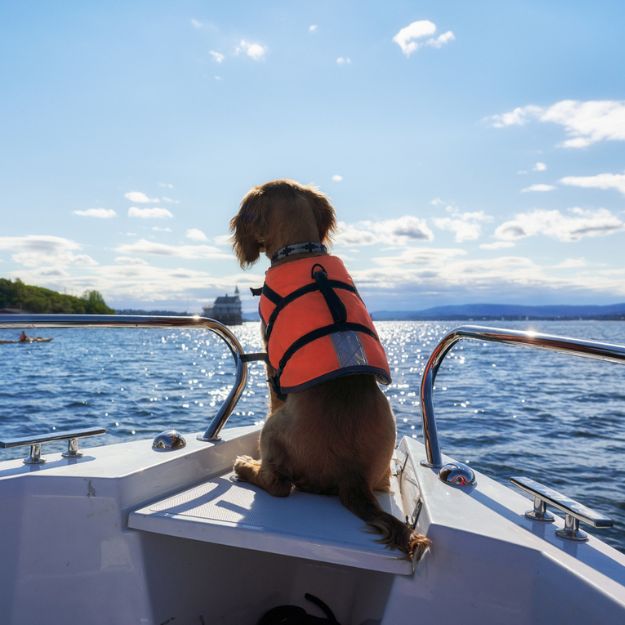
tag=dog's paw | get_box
[233,455,259,481]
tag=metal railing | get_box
[420,325,625,468]
[0,426,106,464]
[0,314,265,442]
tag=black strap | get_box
[261,284,282,304]
[250,284,283,304]
[312,266,346,324]
[240,352,268,363]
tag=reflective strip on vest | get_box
[259,255,391,394]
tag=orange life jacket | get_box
[257,255,391,396]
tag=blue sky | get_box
[1,1,624,312]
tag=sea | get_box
[1,319,624,553]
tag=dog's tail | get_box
[338,472,430,560]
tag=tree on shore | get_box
[82,290,113,314]
[0,278,114,314]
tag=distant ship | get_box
[202,287,242,325]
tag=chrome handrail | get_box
[0,426,106,464]
[420,325,625,469]
[0,314,265,441]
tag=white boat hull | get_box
[0,425,624,624]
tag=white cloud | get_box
[125,191,159,204]
[336,56,352,65]
[128,207,173,219]
[73,208,117,219]
[494,208,624,242]
[190,18,203,29]
[392,20,454,57]
[186,228,208,241]
[521,184,556,192]
[151,226,172,232]
[331,174,343,182]
[372,247,465,268]
[348,244,625,305]
[554,258,587,269]
[0,235,97,268]
[426,31,455,49]
[213,233,232,247]
[489,100,625,148]
[479,241,515,250]
[114,256,149,266]
[116,239,230,260]
[161,196,180,204]
[335,216,433,247]
[236,40,267,61]
[489,105,542,128]
[393,20,436,55]
[533,161,547,172]
[433,209,490,242]
[309,24,318,33]
[158,182,174,189]
[210,50,225,63]
[560,171,625,196]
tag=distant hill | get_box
[0,278,113,314]
[372,303,625,321]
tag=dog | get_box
[230,179,430,559]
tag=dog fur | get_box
[230,179,430,559]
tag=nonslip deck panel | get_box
[129,471,413,575]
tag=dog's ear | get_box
[309,191,337,244]
[230,190,267,268]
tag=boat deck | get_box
[129,469,414,575]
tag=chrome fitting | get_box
[438,462,476,487]
[152,430,186,451]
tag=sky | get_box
[1,0,624,313]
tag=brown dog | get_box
[230,179,430,559]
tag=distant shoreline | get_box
[370,303,625,322]
[117,306,625,323]
[371,315,625,321]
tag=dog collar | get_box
[271,242,327,264]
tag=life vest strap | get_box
[312,266,347,324]
[273,321,380,393]
[251,284,282,304]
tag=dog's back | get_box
[281,375,395,494]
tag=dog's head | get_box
[230,179,337,268]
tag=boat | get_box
[0,336,53,344]
[0,314,624,625]
[203,287,243,325]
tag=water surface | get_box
[1,320,624,552]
